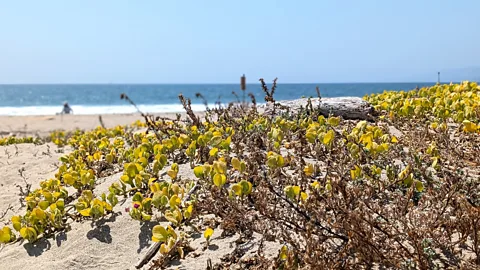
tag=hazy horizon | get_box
[0,80,471,85]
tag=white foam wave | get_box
[0,104,210,116]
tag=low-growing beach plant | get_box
[0,136,42,146]
[1,81,478,269]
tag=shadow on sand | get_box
[86,212,121,243]
[24,238,52,257]
[23,229,68,256]
[137,221,156,253]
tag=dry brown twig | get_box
[0,204,13,222]
[179,94,200,127]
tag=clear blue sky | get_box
[0,0,479,83]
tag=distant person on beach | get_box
[60,102,73,114]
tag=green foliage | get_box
[365,81,480,133]
[0,136,42,146]
[3,81,479,269]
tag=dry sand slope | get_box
[0,143,66,223]
[0,143,279,270]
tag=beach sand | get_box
[0,112,279,270]
[0,113,180,137]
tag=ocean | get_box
[0,83,437,116]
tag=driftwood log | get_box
[261,97,377,120]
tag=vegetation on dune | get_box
[0,136,42,146]
[0,80,479,269]
[365,81,480,132]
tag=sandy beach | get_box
[0,111,279,269]
[0,144,278,270]
[0,93,478,269]
[1,1,478,267]
[0,112,199,138]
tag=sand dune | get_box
[0,118,278,269]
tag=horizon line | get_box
[0,81,451,86]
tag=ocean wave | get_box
[0,104,211,116]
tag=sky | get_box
[0,0,479,83]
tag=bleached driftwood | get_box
[261,97,376,120]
